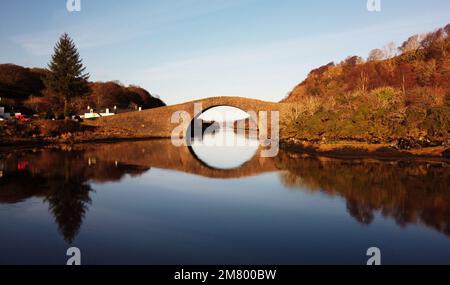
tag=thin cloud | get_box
[11,0,255,56]
[125,16,450,104]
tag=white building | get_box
[0,107,11,120]
[82,108,115,119]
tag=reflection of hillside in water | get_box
[0,139,449,243]
[0,148,150,243]
[277,152,450,236]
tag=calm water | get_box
[0,130,449,265]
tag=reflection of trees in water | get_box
[278,153,450,235]
[45,180,92,243]
[1,142,449,241]
[0,166,90,243]
[0,171,47,203]
[42,153,93,243]
[0,149,149,243]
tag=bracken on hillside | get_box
[281,24,450,146]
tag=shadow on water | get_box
[0,139,449,243]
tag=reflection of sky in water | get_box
[191,129,259,169]
[0,140,449,265]
[192,106,258,169]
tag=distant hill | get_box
[281,24,450,146]
[0,63,165,115]
[0,64,45,100]
[88,81,166,111]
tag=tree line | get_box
[0,33,165,119]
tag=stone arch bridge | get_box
[88,97,286,138]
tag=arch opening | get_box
[187,105,259,170]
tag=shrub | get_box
[0,120,39,138]
[39,120,83,137]
[420,106,450,138]
[369,87,403,110]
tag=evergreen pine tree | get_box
[45,33,89,118]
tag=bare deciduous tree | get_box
[399,35,420,54]
[367,48,384,61]
[383,42,397,59]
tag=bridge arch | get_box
[186,105,260,169]
[87,96,283,139]
[186,104,258,141]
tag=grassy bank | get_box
[0,119,171,149]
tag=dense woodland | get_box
[0,64,165,118]
[282,24,450,146]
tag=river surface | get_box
[0,130,449,264]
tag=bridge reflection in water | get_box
[190,128,259,170]
[0,139,449,264]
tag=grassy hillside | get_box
[281,24,450,147]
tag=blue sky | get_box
[0,0,449,104]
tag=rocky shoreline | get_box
[280,139,450,161]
